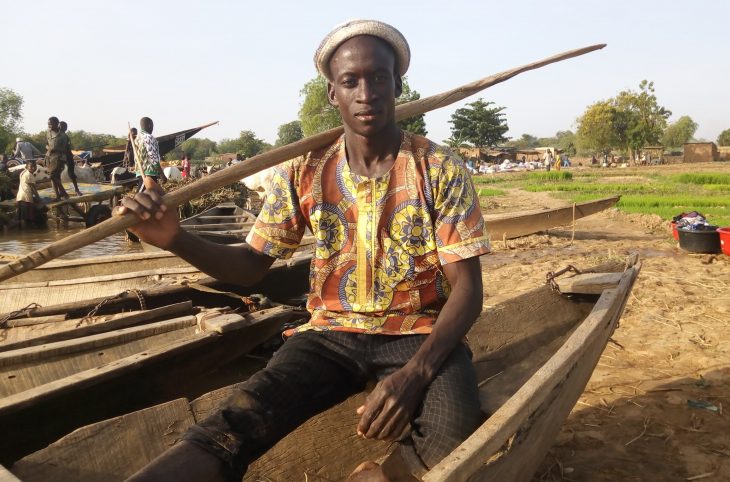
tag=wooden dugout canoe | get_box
[483,195,620,241]
[0,252,313,466]
[7,257,640,482]
[140,203,257,252]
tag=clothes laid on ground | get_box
[134,130,162,177]
[246,131,491,336]
[45,130,69,175]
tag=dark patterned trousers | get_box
[184,331,483,480]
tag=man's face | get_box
[327,36,402,137]
[28,163,37,173]
[48,119,59,132]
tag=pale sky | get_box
[6,0,728,146]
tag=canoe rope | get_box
[546,265,583,293]
[77,289,147,327]
[0,303,43,329]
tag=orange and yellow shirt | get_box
[246,132,490,335]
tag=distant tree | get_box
[275,121,304,147]
[555,130,577,156]
[442,134,469,157]
[576,80,671,157]
[717,129,730,146]
[448,99,509,149]
[576,101,619,154]
[299,75,341,136]
[165,138,218,161]
[218,130,270,158]
[612,80,671,156]
[506,133,539,149]
[661,116,698,148]
[396,77,427,136]
[0,87,23,154]
[65,130,126,150]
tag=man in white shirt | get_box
[13,138,42,160]
[16,161,42,226]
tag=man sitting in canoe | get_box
[118,19,490,482]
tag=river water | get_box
[0,225,144,260]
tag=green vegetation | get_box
[475,187,505,197]
[473,167,730,227]
[447,99,508,149]
[576,80,672,156]
[527,171,573,182]
[718,129,730,146]
[673,173,730,185]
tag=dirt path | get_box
[478,190,730,482]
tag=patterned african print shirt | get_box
[134,130,162,177]
[246,132,490,336]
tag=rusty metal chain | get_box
[0,303,42,329]
[545,265,583,293]
[77,289,146,327]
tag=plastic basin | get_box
[718,227,730,256]
[677,226,721,254]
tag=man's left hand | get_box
[356,368,428,441]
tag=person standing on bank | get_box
[45,117,70,199]
[59,121,83,196]
[119,20,489,482]
[134,117,167,193]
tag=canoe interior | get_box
[7,262,630,482]
[0,249,312,324]
[0,254,313,466]
[3,251,192,285]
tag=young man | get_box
[13,137,42,161]
[45,117,70,199]
[59,121,83,196]
[120,20,489,482]
[16,160,42,226]
[134,117,167,192]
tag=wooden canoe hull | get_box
[483,195,620,240]
[8,259,640,482]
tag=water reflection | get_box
[0,225,144,260]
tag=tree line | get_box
[3,79,730,162]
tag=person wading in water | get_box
[118,19,490,482]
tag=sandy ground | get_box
[477,184,730,482]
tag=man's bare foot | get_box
[346,461,391,482]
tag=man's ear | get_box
[327,82,338,107]
[395,76,403,98]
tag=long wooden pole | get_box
[0,43,605,282]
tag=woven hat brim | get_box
[314,20,410,81]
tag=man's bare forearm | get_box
[168,229,276,286]
[405,258,483,382]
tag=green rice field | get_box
[473,164,730,227]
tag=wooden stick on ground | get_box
[0,43,606,282]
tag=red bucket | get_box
[718,227,730,256]
[671,221,679,240]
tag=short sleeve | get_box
[245,160,306,259]
[431,149,490,265]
